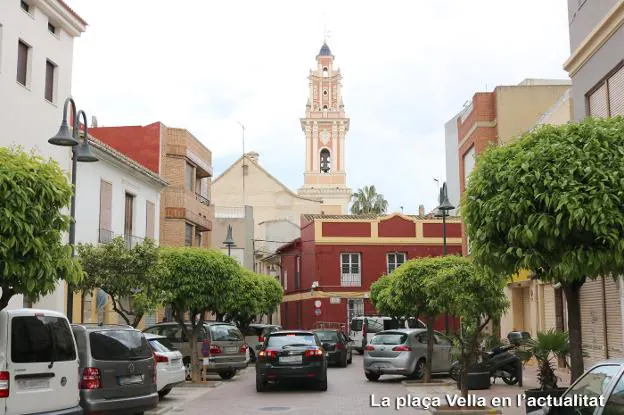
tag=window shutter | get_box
[608,67,624,116]
[145,201,155,239]
[589,83,609,117]
[17,41,28,85]
[45,60,54,101]
[99,181,112,234]
[124,193,134,236]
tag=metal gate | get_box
[347,299,364,324]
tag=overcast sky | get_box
[65,0,571,213]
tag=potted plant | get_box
[516,329,570,413]
[449,327,492,391]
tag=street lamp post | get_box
[435,182,455,334]
[49,97,98,322]
[223,224,235,256]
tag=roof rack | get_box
[76,323,134,328]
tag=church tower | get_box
[297,42,352,214]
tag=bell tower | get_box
[297,42,352,214]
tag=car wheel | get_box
[256,377,267,392]
[317,375,328,391]
[158,387,172,399]
[365,371,380,381]
[347,350,352,364]
[219,370,236,380]
[412,358,426,379]
[357,349,364,355]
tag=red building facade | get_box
[277,213,463,331]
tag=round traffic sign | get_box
[314,308,321,316]
[314,300,322,308]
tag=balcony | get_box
[340,273,361,287]
[98,228,114,244]
[163,188,213,231]
[124,234,144,249]
[195,192,210,207]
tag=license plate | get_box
[279,355,302,364]
[17,378,49,390]
[372,363,389,369]
[225,347,238,353]
[118,374,143,386]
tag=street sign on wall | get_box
[314,308,321,316]
[330,297,341,304]
[314,300,322,308]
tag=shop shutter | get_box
[608,66,624,116]
[580,279,606,365]
[543,284,556,330]
[588,83,609,117]
[605,277,624,358]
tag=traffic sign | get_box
[314,308,321,316]
[314,300,322,308]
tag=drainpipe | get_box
[602,276,609,359]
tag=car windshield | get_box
[11,315,76,363]
[210,324,243,341]
[267,333,316,348]
[90,330,152,361]
[350,319,363,331]
[315,331,339,342]
[149,339,171,353]
[370,333,408,345]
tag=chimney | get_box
[91,116,98,128]
[418,204,425,216]
[246,151,259,163]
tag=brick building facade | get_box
[277,213,462,331]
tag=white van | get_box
[349,316,425,354]
[0,308,82,415]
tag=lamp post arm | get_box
[62,97,77,128]
[76,109,89,143]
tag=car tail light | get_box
[364,345,375,351]
[304,349,324,357]
[258,350,278,359]
[0,371,9,398]
[80,367,101,389]
[335,343,344,350]
[392,345,412,352]
[154,353,168,363]
[210,345,222,354]
[239,345,247,353]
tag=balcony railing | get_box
[124,234,144,249]
[98,228,114,244]
[340,273,361,287]
[195,192,210,206]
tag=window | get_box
[44,59,56,102]
[340,253,361,286]
[434,332,452,346]
[370,333,408,345]
[323,90,328,95]
[267,333,316,347]
[556,364,621,415]
[184,162,194,191]
[322,67,328,77]
[463,146,476,190]
[16,40,30,86]
[99,181,113,243]
[185,223,193,246]
[603,371,624,414]
[322,105,328,111]
[209,324,243,341]
[295,255,301,289]
[11,315,76,363]
[320,149,331,173]
[20,0,30,12]
[283,269,288,291]
[145,200,155,240]
[315,331,339,342]
[195,230,202,247]
[124,193,134,241]
[387,252,406,273]
[587,63,624,117]
[89,330,152,361]
[48,22,57,34]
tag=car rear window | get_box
[350,319,362,331]
[370,332,408,345]
[210,325,243,341]
[11,315,76,363]
[315,331,339,342]
[267,333,317,347]
[90,330,152,361]
[149,339,171,353]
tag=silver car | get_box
[363,328,454,381]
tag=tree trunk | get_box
[0,285,15,311]
[460,350,469,399]
[492,315,501,340]
[425,314,434,383]
[563,279,585,382]
[131,313,144,328]
[189,332,202,383]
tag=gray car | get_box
[363,328,454,381]
[144,321,247,380]
[71,324,158,414]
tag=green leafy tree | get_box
[350,185,389,215]
[222,269,263,330]
[0,146,82,309]
[425,257,508,398]
[75,237,161,327]
[157,247,241,383]
[462,117,624,381]
[370,274,402,318]
[258,274,283,320]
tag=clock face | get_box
[320,130,329,145]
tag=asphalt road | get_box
[180,354,426,414]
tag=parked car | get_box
[143,321,247,380]
[350,316,425,354]
[255,330,328,392]
[243,324,282,362]
[0,308,82,415]
[528,359,624,415]
[72,323,158,414]
[144,333,186,399]
[363,328,454,381]
[313,328,353,367]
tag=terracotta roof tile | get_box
[302,213,461,221]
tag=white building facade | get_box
[444,111,461,216]
[0,0,86,311]
[75,137,168,324]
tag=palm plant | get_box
[350,185,389,215]
[516,329,570,390]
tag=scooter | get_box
[449,344,521,385]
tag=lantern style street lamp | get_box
[435,182,455,334]
[223,224,236,256]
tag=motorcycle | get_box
[449,344,521,385]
